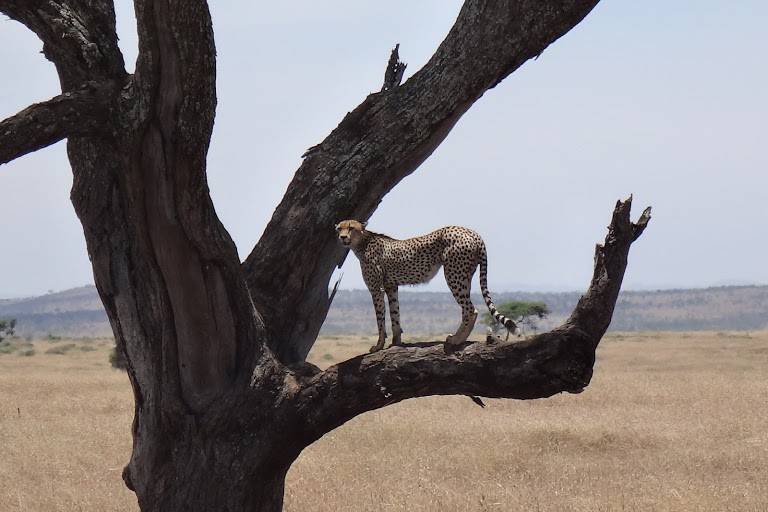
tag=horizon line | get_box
[3,282,768,301]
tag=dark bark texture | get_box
[0,1,653,511]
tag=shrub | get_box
[18,348,35,357]
[45,343,77,355]
[0,318,16,342]
[110,346,128,370]
[483,300,551,337]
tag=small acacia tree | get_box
[486,301,551,337]
[0,1,650,510]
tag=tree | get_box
[0,1,650,511]
[485,301,551,337]
[0,318,16,342]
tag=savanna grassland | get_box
[1,332,766,511]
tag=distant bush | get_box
[79,345,98,352]
[0,318,16,342]
[46,334,63,342]
[0,341,17,354]
[110,346,128,370]
[18,348,35,357]
[45,343,77,355]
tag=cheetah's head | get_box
[335,219,366,248]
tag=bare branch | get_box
[565,200,651,341]
[0,0,125,88]
[290,198,649,444]
[380,44,406,92]
[244,0,603,364]
[0,81,118,165]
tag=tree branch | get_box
[0,82,119,165]
[0,0,125,88]
[291,198,650,445]
[380,44,406,92]
[243,0,603,364]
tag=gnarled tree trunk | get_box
[0,1,651,510]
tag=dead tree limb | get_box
[0,84,118,165]
[0,0,126,88]
[381,44,407,92]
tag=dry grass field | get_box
[1,331,766,511]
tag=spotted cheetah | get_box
[335,220,516,352]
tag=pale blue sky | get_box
[1,1,766,297]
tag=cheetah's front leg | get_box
[369,287,387,353]
[385,284,403,346]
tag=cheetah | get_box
[335,220,516,352]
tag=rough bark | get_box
[0,84,118,165]
[0,0,126,88]
[243,0,603,364]
[0,1,656,511]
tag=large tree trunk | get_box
[0,1,652,511]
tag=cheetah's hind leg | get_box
[446,308,477,345]
[444,260,478,346]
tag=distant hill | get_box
[1,285,767,338]
[0,286,112,337]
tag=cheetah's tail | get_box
[479,244,517,334]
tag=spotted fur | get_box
[335,220,516,352]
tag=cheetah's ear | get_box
[360,221,367,230]
[334,223,340,231]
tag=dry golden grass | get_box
[0,338,134,511]
[1,332,767,511]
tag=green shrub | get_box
[18,348,35,357]
[79,345,98,352]
[483,300,551,337]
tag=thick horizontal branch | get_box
[0,82,118,165]
[244,0,602,364]
[295,330,592,444]
[290,198,650,444]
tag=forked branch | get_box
[291,198,650,444]
[0,83,118,165]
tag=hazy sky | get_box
[1,1,766,298]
